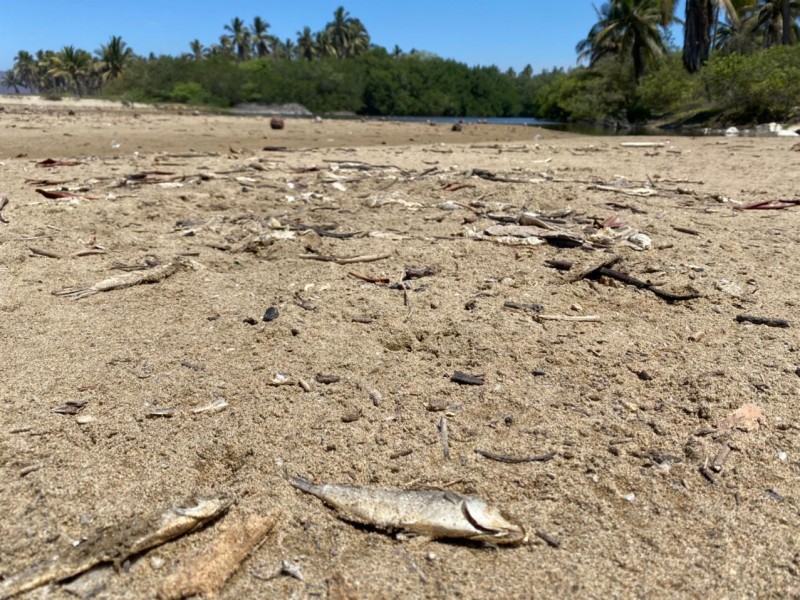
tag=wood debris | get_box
[299,252,392,265]
[0,497,231,599]
[157,508,280,600]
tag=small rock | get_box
[262,306,279,322]
[426,398,448,412]
[270,116,285,130]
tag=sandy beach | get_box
[1,96,799,598]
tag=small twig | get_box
[349,271,390,284]
[73,249,107,257]
[712,444,731,473]
[699,463,716,484]
[735,315,790,328]
[535,530,561,548]
[533,314,601,322]
[29,247,61,259]
[438,417,450,461]
[390,448,413,459]
[0,195,9,223]
[299,252,392,265]
[672,225,701,236]
[503,300,544,313]
[474,449,557,464]
[293,292,316,311]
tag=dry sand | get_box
[1,96,799,599]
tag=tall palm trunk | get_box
[683,0,714,72]
[783,0,792,44]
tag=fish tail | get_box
[290,475,320,495]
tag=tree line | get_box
[4,3,800,125]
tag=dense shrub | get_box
[640,54,703,114]
[703,45,800,120]
[102,46,800,125]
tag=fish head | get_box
[461,498,527,546]
[173,496,233,520]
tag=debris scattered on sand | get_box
[52,257,189,299]
[192,396,229,414]
[0,497,231,599]
[451,371,485,386]
[157,508,280,600]
[717,403,763,433]
[0,194,9,223]
[290,476,526,546]
[299,251,393,265]
[735,314,790,328]
[475,449,557,464]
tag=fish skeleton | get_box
[290,476,526,546]
[0,496,231,600]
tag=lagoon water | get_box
[385,115,671,136]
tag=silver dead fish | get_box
[52,257,188,300]
[291,476,526,546]
[0,496,231,600]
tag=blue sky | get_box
[1,1,686,72]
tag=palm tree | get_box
[328,6,352,57]
[12,50,37,90]
[743,0,800,46]
[189,39,205,61]
[224,17,251,61]
[576,0,668,80]
[315,29,337,57]
[96,36,133,81]
[683,0,715,71]
[346,18,371,56]
[3,70,21,93]
[297,27,316,60]
[48,45,93,96]
[211,35,235,58]
[251,16,271,57]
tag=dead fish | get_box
[290,476,526,546]
[52,257,188,300]
[0,496,231,600]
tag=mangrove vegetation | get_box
[5,2,800,125]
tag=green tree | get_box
[96,36,133,81]
[742,0,800,46]
[211,35,234,58]
[224,17,251,61]
[189,39,206,61]
[315,29,337,58]
[251,16,272,57]
[3,69,21,93]
[576,0,668,80]
[48,45,93,95]
[297,27,316,60]
[324,7,370,58]
[12,50,37,90]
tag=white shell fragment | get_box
[192,397,229,414]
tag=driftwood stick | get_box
[438,417,450,461]
[299,252,392,265]
[534,314,601,322]
[474,449,557,464]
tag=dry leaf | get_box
[718,403,763,432]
